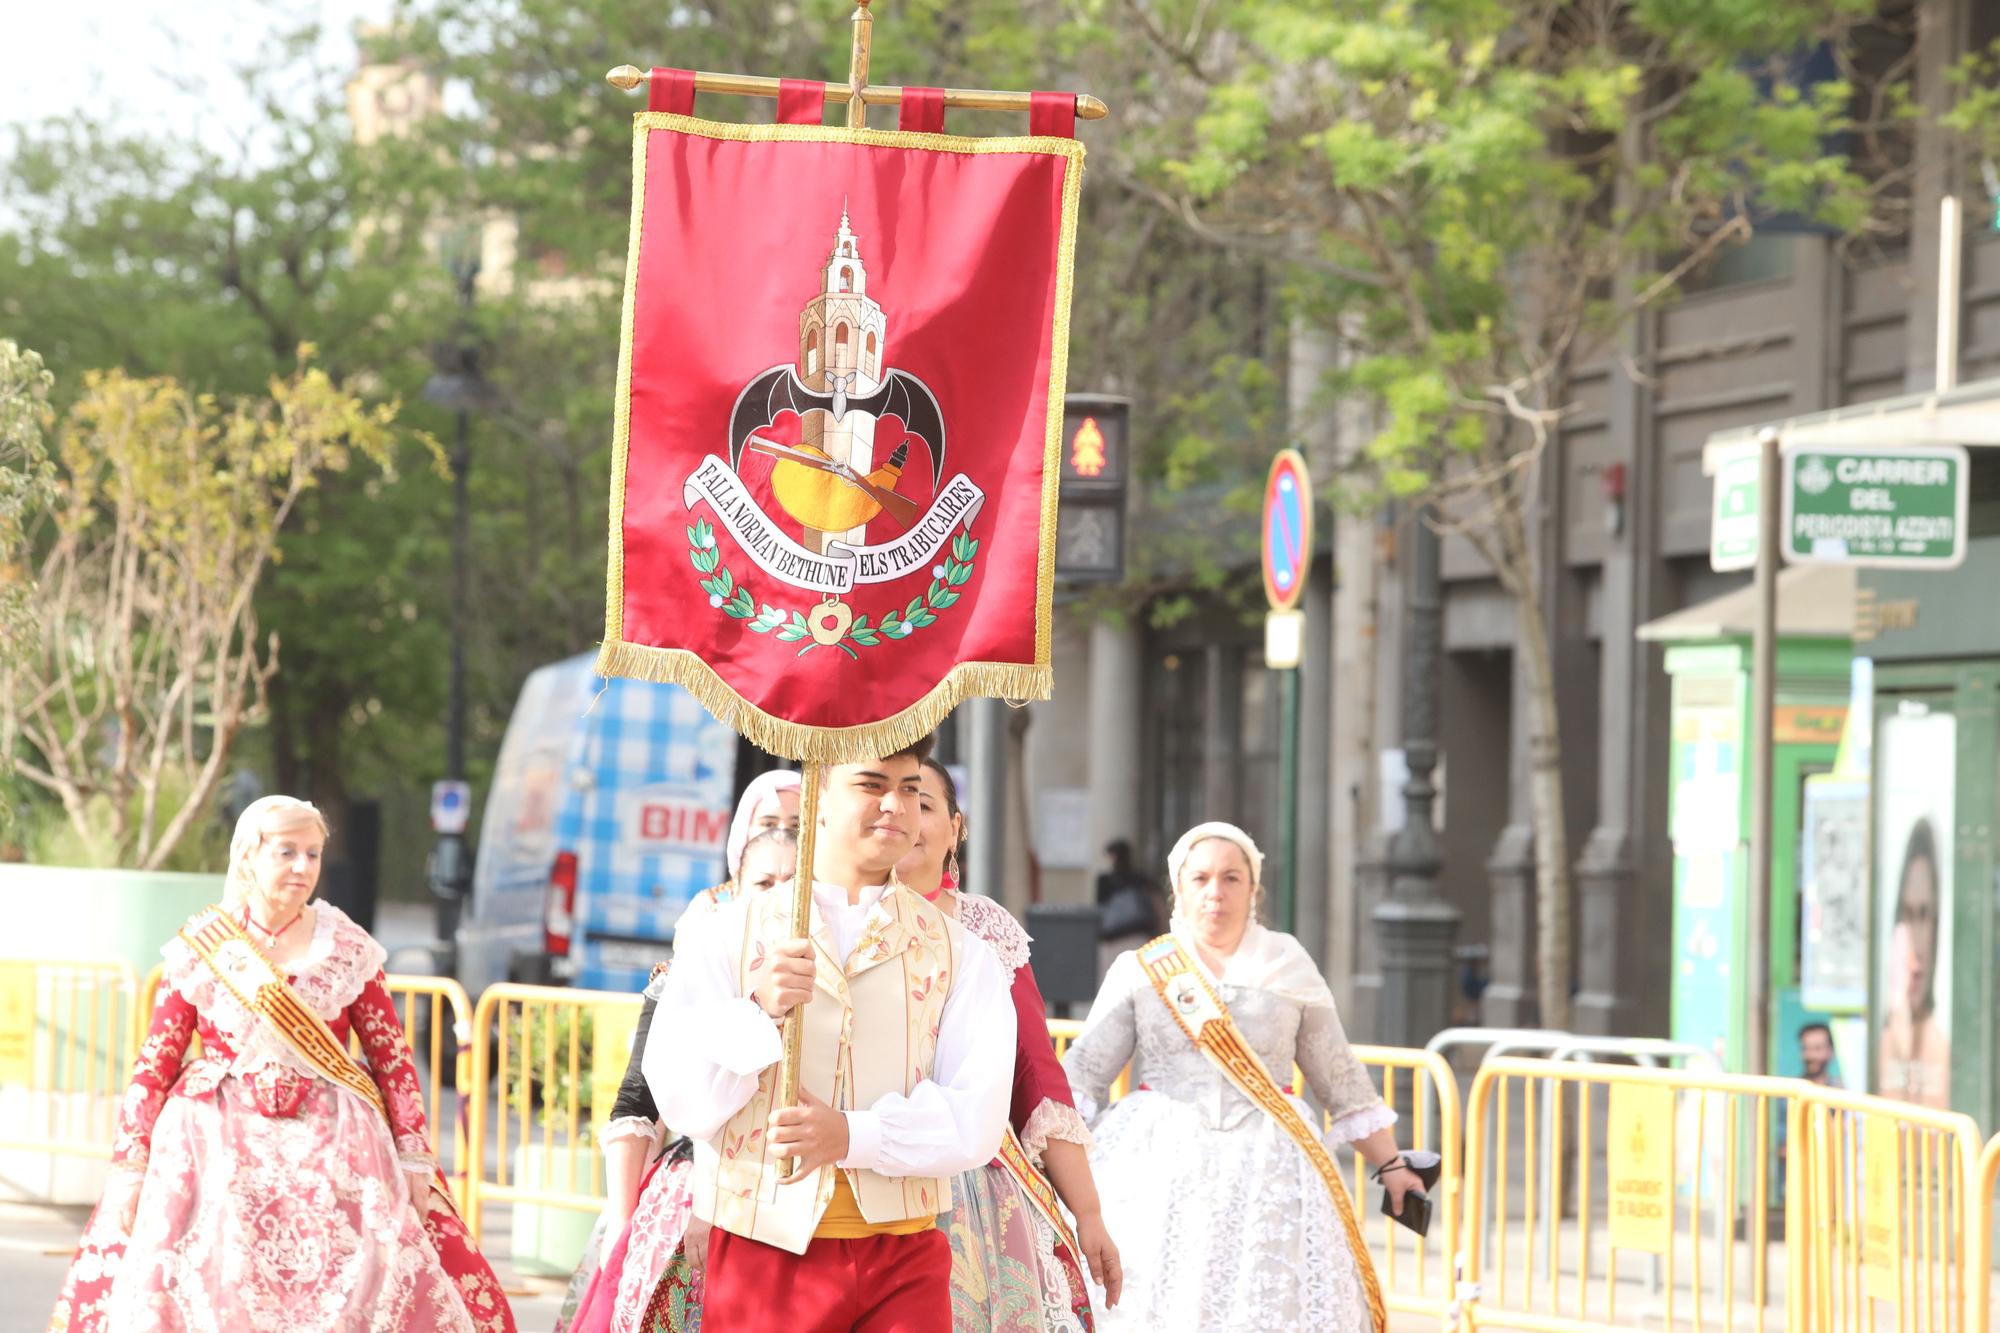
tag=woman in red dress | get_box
[897,758,1124,1331]
[49,795,514,1333]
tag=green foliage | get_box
[0,342,57,837]
[19,766,230,873]
[1944,40,2000,164]
[5,355,409,869]
[1126,0,1903,505]
[503,1004,600,1123]
[0,344,55,617]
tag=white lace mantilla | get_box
[955,893,1032,974]
[1019,1096,1092,1166]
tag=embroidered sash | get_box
[177,908,386,1117]
[1136,934,1386,1333]
[994,1124,1081,1256]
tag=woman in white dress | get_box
[1059,821,1420,1332]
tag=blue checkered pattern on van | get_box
[553,675,738,992]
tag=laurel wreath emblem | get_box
[686,518,979,660]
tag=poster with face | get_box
[1874,707,1955,1110]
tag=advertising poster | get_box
[1873,707,1955,1109]
[1799,777,1870,1012]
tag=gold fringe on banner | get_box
[599,113,1083,765]
[593,641,1048,764]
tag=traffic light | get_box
[1056,394,1129,583]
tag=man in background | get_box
[1799,1021,1842,1089]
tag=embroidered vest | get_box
[693,881,961,1255]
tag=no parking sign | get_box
[1261,449,1312,613]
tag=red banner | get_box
[599,115,1084,761]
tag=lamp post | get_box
[422,237,498,973]
[1372,508,1461,1047]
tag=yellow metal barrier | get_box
[1463,1057,1981,1333]
[1353,1044,1463,1321]
[372,975,475,1208]
[138,964,474,1203]
[0,959,143,1163]
[1464,1058,1796,1333]
[463,982,644,1245]
[1972,1135,2000,1333]
[1789,1081,1978,1333]
[1046,1019,1463,1319]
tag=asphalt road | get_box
[2,1199,573,1332]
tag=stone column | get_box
[1086,617,1144,874]
[1573,216,1689,1035]
[966,697,1009,904]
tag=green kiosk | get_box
[1641,565,1856,1079]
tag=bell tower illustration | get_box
[795,205,890,552]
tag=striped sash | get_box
[993,1124,1081,1256]
[177,908,386,1116]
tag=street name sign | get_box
[1781,444,1967,568]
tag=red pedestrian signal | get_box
[1070,417,1107,478]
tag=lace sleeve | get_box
[111,988,198,1173]
[1297,997,1390,1145]
[349,971,434,1168]
[1059,951,1142,1125]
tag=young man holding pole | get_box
[645,735,1014,1330]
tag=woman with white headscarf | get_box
[553,771,800,1333]
[670,768,802,946]
[1059,822,1418,1332]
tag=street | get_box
[4,1200,572,1333]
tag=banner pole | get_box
[847,0,874,129]
[774,2,870,1172]
[776,760,823,1175]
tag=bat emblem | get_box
[727,363,948,495]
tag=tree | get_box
[0,341,58,839]
[1102,0,1914,1027]
[3,356,409,869]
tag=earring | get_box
[941,847,961,892]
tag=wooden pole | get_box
[847,0,873,129]
[774,1,874,1172]
[603,68,1109,121]
[775,761,822,1176]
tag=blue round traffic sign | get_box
[1262,450,1313,611]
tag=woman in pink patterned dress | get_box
[49,795,514,1333]
[897,758,1124,1332]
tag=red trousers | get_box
[701,1226,952,1332]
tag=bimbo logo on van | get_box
[622,789,729,853]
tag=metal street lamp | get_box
[421,235,499,974]
[1371,508,1461,1048]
